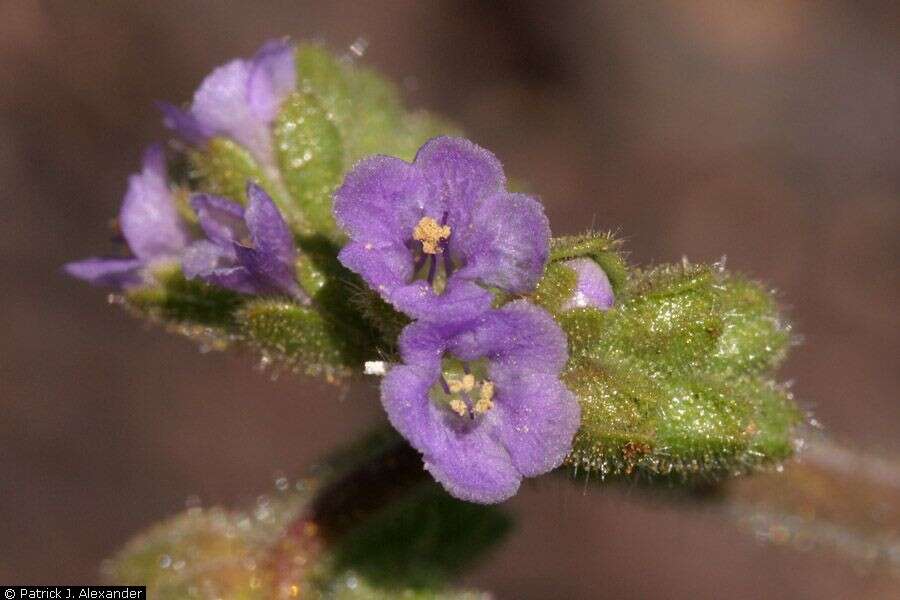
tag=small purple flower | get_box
[182,183,305,300]
[159,39,296,170]
[381,300,580,503]
[333,137,551,322]
[561,258,615,311]
[65,144,189,288]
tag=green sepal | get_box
[348,286,410,360]
[274,92,344,238]
[710,276,791,376]
[597,263,724,375]
[532,261,579,314]
[125,264,243,332]
[188,137,282,207]
[295,45,405,164]
[557,258,801,480]
[340,65,405,163]
[295,43,459,161]
[237,236,385,375]
[548,232,628,296]
[237,298,361,377]
[565,361,802,478]
[296,235,390,361]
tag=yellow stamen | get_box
[413,216,451,254]
[473,381,494,415]
[449,398,468,417]
[447,373,475,393]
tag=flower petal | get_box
[333,155,433,245]
[64,257,144,288]
[452,192,549,293]
[396,317,453,368]
[423,425,522,504]
[119,145,189,261]
[190,194,247,245]
[381,361,521,504]
[190,58,273,165]
[247,39,297,122]
[414,137,505,230]
[182,240,261,295]
[339,240,414,296]
[447,300,569,375]
[237,184,302,297]
[381,363,442,450]
[157,101,213,145]
[390,279,493,323]
[490,371,580,477]
[245,184,295,270]
[182,239,236,279]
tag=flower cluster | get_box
[334,137,581,503]
[67,39,590,505]
[67,40,303,300]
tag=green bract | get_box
[535,237,799,480]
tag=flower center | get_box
[410,213,457,293]
[412,217,451,255]
[429,359,495,420]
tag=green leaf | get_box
[322,574,490,600]
[330,483,511,590]
[274,92,344,238]
[104,492,315,598]
[125,264,243,333]
[105,429,498,598]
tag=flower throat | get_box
[411,214,454,293]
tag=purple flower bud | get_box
[561,258,615,311]
[381,301,580,503]
[182,183,305,300]
[334,137,550,322]
[65,144,189,288]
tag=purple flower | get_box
[159,39,296,170]
[561,258,615,311]
[65,144,189,288]
[381,300,580,503]
[333,137,550,322]
[182,183,305,300]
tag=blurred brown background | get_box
[1,1,898,597]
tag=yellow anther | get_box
[473,381,495,415]
[449,398,468,417]
[447,373,475,393]
[413,216,451,254]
